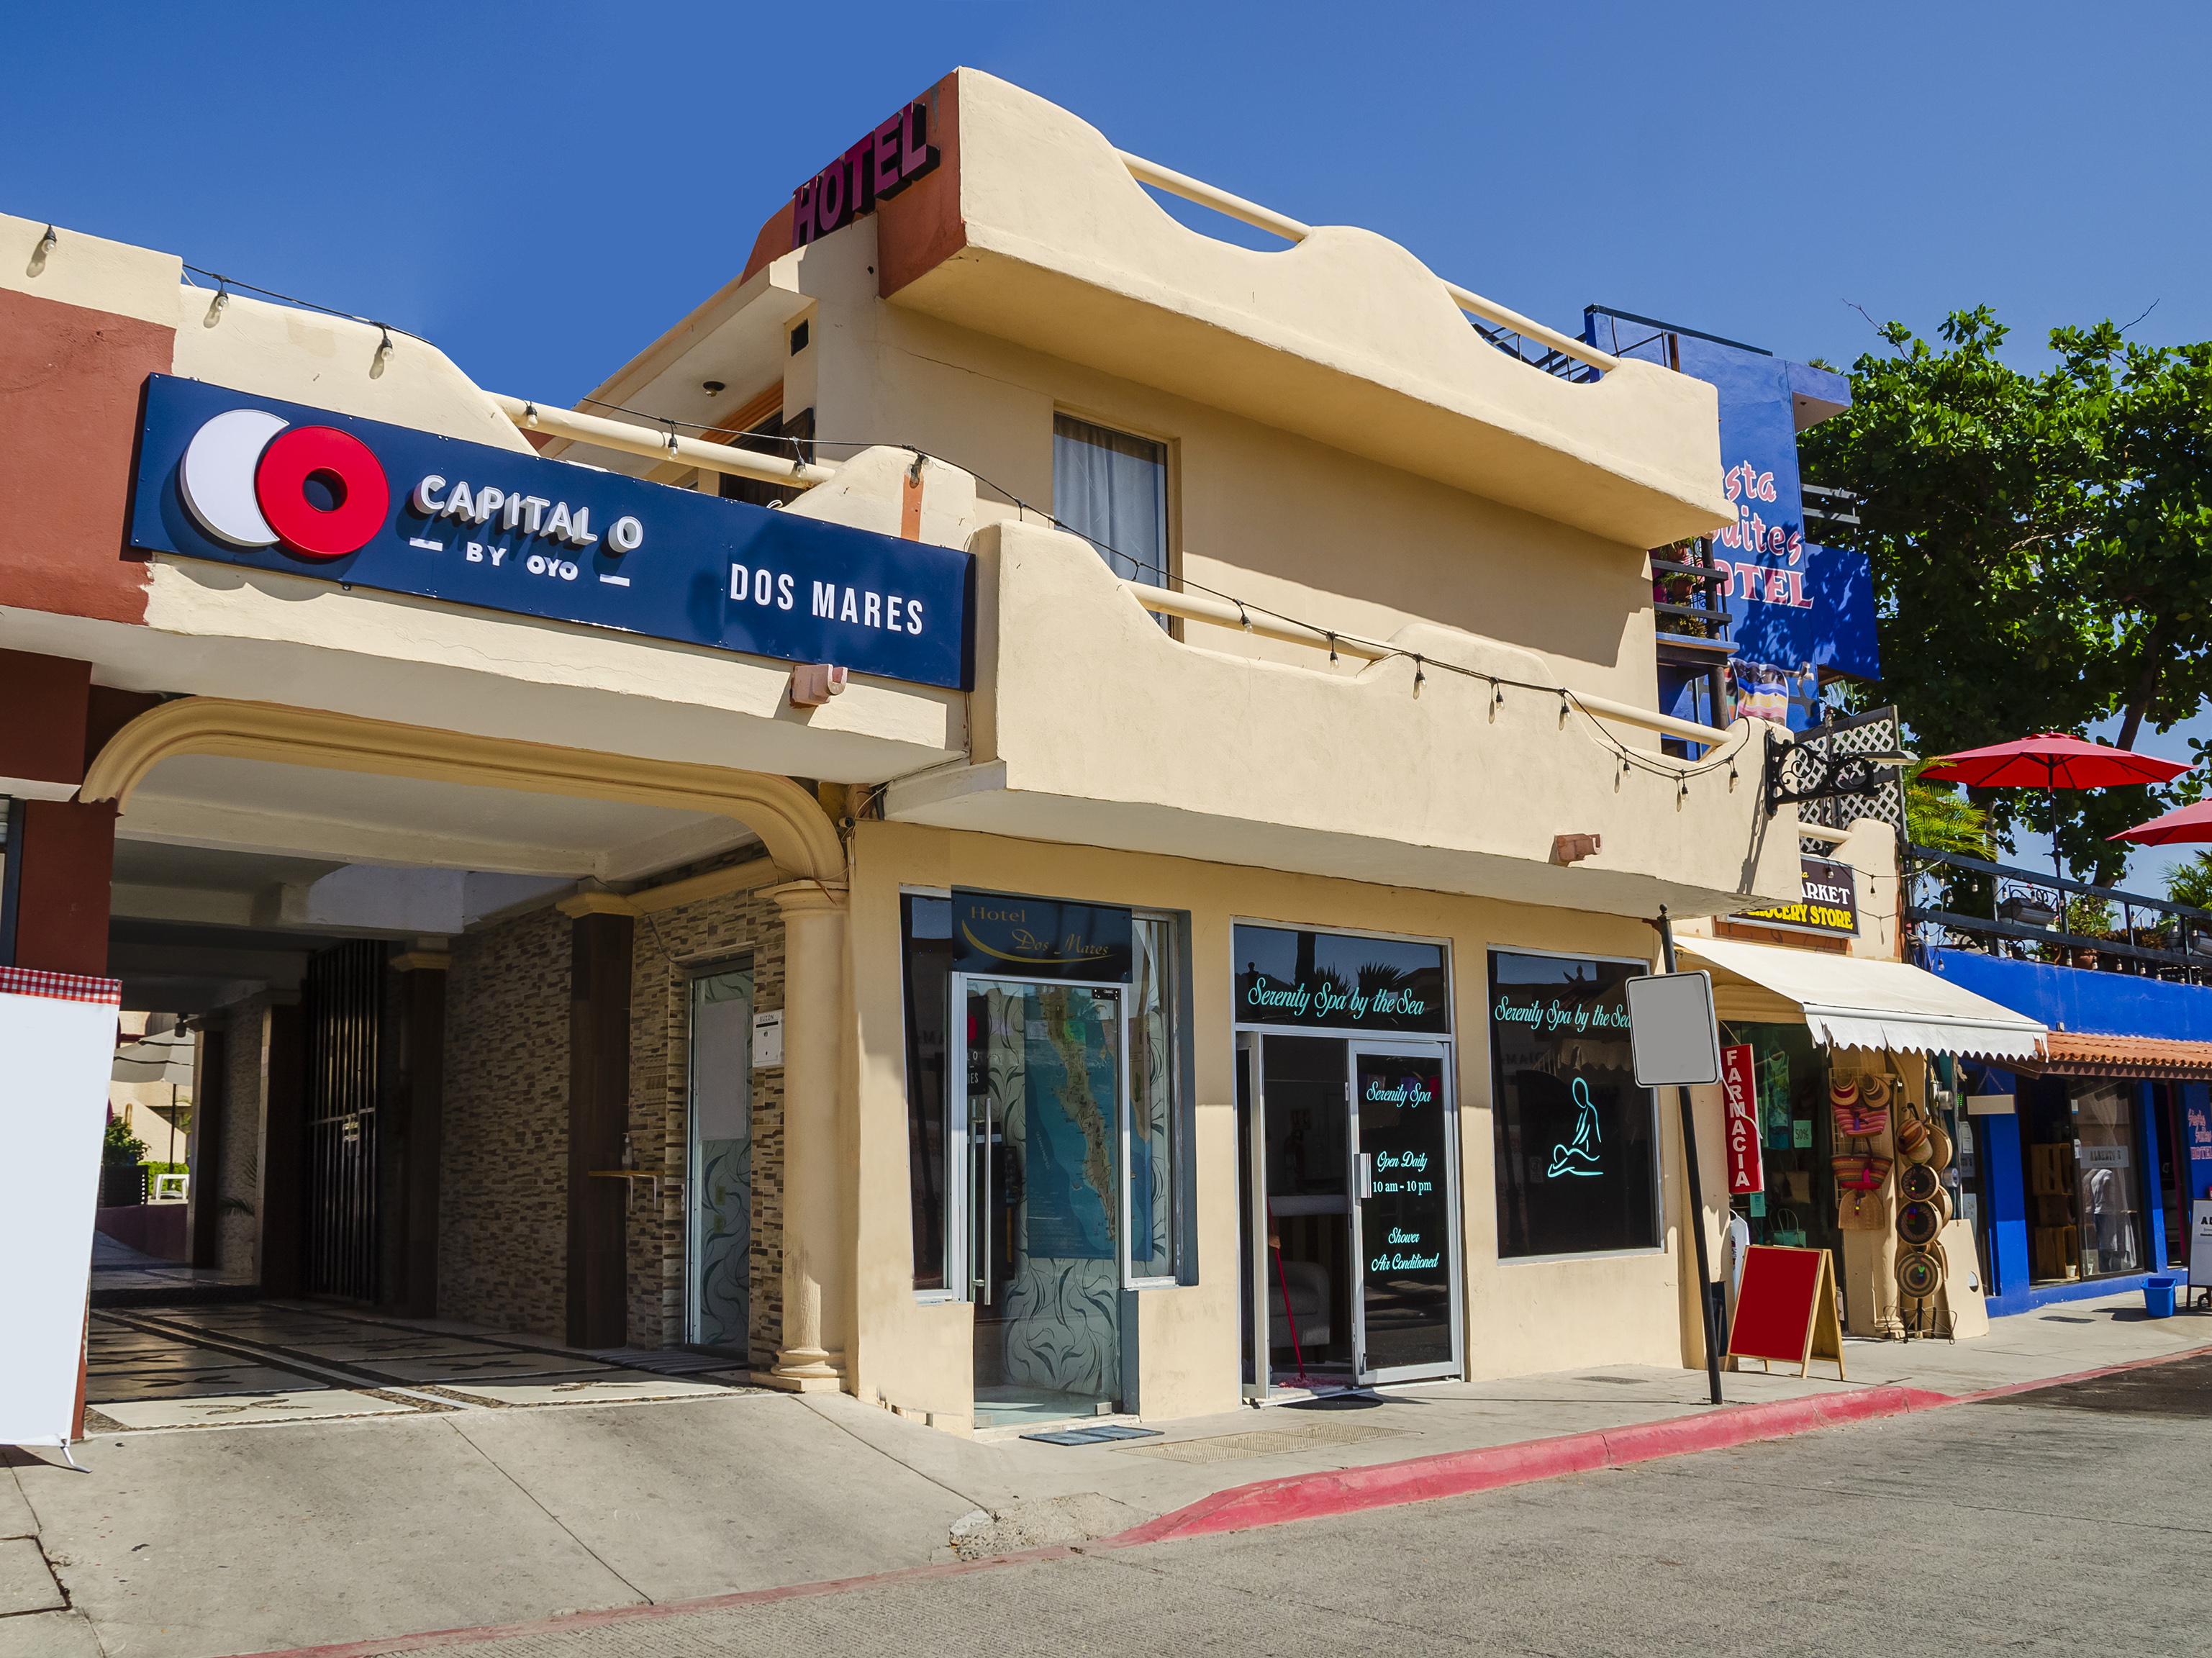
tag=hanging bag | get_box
[1832,1075,1890,1139]
[1831,1153,1893,1191]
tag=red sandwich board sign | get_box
[1721,1043,1764,1197]
[1725,1245,1844,1380]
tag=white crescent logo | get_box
[179,408,289,547]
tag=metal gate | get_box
[304,940,384,1300]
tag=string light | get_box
[157,260,1755,796]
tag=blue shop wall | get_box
[1926,948,2212,1041]
[1926,949,2211,1314]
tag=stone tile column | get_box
[766,880,850,1390]
[565,904,634,1350]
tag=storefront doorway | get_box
[953,975,1127,1423]
[1234,925,1460,1397]
[684,964,753,1353]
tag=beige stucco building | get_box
[4,68,2001,1433]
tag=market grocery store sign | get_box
[1732,856,1859,938]
[128,375,973,689]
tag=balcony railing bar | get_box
[1121,578,1735,748]
[1905,843,2212,984]
[1117,149,1618,379]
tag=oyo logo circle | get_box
[179,408,389,559]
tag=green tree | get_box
[103,1113,148,1167]
[1904,767,1991,858]
[1801,309,2212,882]
[2166,853,2212,912]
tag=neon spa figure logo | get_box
[179,408,391,559]
[1546,1077,1604,1179]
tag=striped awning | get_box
[1680,936,2048,1061]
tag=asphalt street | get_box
[354,1353,2212,1658]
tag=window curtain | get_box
[1052,414,1168,586]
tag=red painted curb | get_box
[230,1337,2212,1657]
[1108,1384,1952,1546]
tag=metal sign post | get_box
[1636,911,1724,1405]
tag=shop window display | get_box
[1490,952,1659,1259]
[1721,1023,1839,1266]
[2023,1076,2146,1283]
[2070,1081,2143,1278]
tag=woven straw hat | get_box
[1897,1249,1944,1299]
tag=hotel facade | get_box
[0,69,2041,1431]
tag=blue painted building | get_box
[1584,308,1880,735]
[1926,949,2212,1313]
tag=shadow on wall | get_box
[1184,420,1649,678]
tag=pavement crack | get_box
[796,1395,995,1513]
[440,1417,654,1606]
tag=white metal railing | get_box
[1117,150,1621,379]
[1123,580,1731,746]
[490,394,835,489]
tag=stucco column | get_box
[767,880,851,1390]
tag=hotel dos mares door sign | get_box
[128,374,975,691]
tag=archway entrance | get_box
[83,698,847,1368]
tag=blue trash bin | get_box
[2145,1276,2177,1319]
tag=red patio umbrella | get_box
[2109,798,2212,846]
[1918,733,2193,880]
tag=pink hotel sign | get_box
[791,101,940,250]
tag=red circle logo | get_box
[253,425,389,558]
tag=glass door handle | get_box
[1358,1153,1374,1201]
[974,1099,995,1305]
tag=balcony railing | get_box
[1651,538,1733,648]
[1116,150,1619,383]
[1905,844,2212,983]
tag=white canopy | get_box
[1679,936,2047,1061]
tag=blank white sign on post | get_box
[1626,969,1723,1089]
[0,978,121,1449]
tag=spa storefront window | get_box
[902,891,1186,1297]
[1490,951,1661,1259]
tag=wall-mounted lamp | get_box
[1762,728,1913,818]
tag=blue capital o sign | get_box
[129,374,974,691]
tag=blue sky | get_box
[9,2,2209,879]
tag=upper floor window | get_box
[1053,414,1169,586]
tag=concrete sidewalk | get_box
[6,1294,2206,1658]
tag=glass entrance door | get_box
[958,976,1126,1425]
[1351,1043,1460,1384]
[685,966,753,1353]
